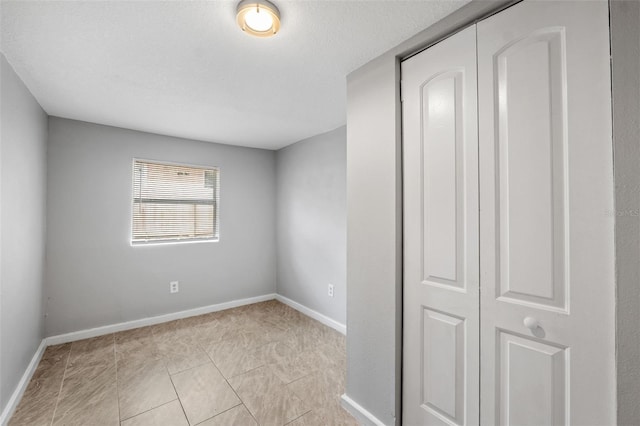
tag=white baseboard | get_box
[0,340,47,426]
[341,394,388,426]
[275,294,346,335]
[45,293,277,345]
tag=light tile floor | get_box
[9,300,358,426]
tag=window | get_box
[132,159,219,244]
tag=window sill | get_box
[130,237,219,247]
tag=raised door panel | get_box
[422,72,464,289]
[498,332,567,426]
[422,309,465,424]
[495,28,568,311]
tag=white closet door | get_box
[477,1,615,425]
[402,25,479,426]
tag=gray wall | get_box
[44,118,276,336]
[611,1,640,424]
[343,2,518,425]
[0,54,48,412]
[346,58,402,426]
[345,1,638,424]
[276,126,346,325]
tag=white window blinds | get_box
[132,159,219,244]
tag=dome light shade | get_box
[236,0,281,38]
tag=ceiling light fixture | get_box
[236,0,280,38]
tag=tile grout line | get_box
[157,328,190,426]
[174,323,257,425]
[49,344,73,426]
[283,408,313,425]
[199,336,261,425]
[211,340,313,425]
[222,379,259,425]
[120,398,180,423]
[119,334,180,422]
[191,402,243,426]
[168,359,212,376]
[167,374,190,424]
[281,368,318,425]
[170,321,241,425]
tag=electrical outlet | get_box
[328,283,334,297]
[170,281,179,293]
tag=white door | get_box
[402,25,479,426]
[477,1,615,425]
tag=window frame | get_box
[130,158,220,246]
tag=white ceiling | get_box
[1,0,468,150]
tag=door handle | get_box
[523,316,540,330]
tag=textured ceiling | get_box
[1,0,468,149]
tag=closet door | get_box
[402,25,479,426]
[477,1,615,425]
